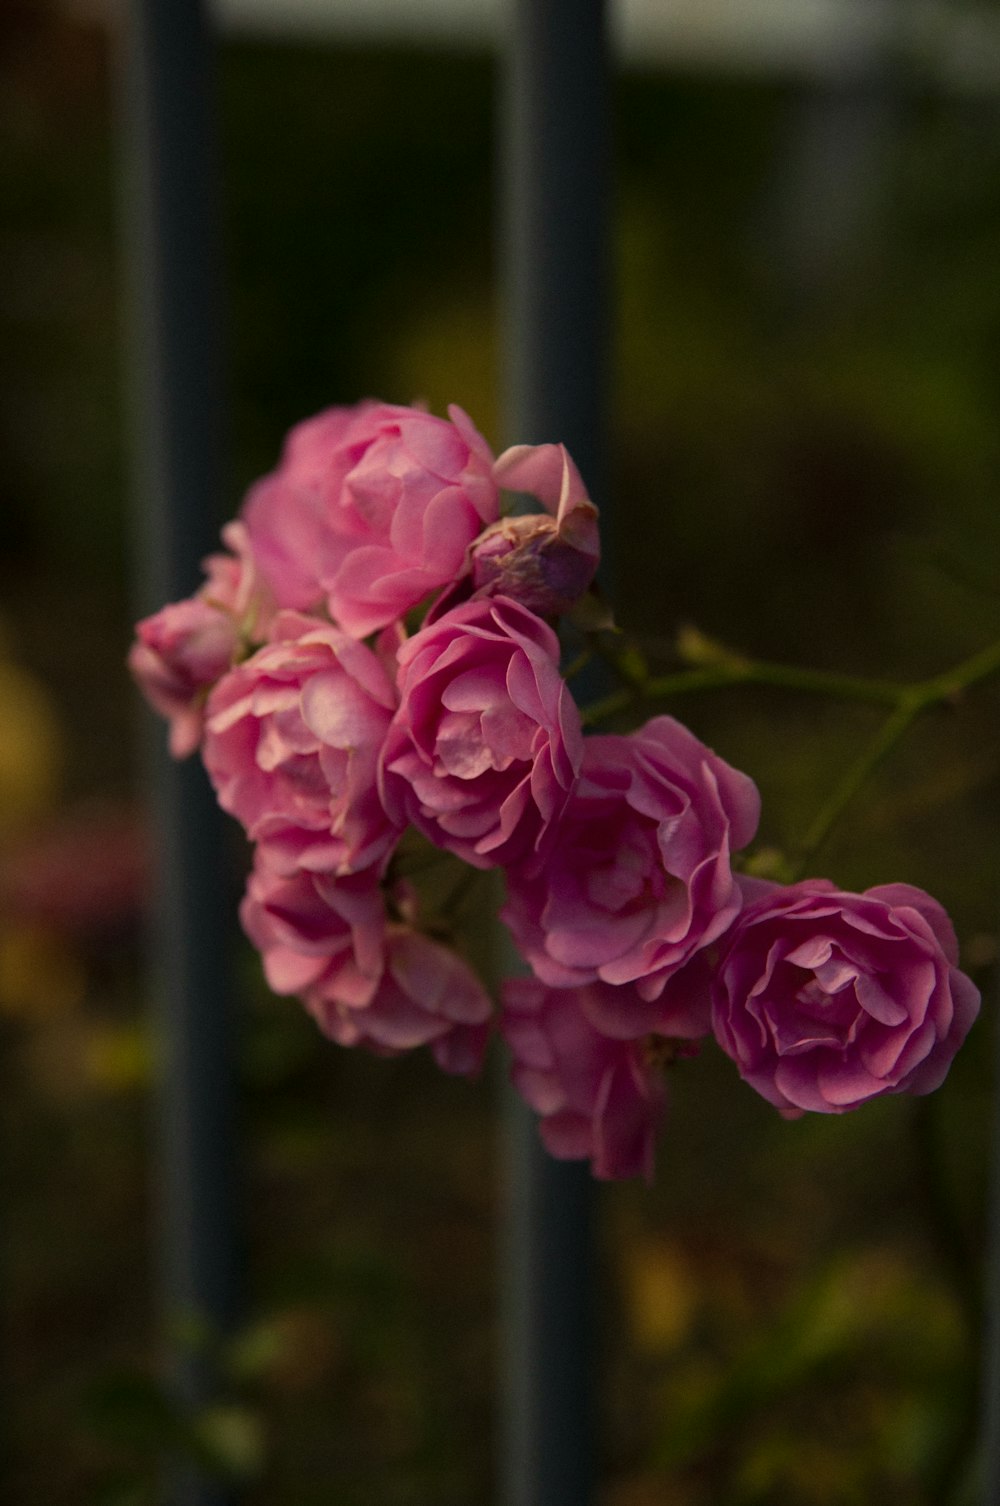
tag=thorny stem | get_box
[580,635,1000,867]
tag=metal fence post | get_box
[498,4,610,1504]
[119,3,241,1502]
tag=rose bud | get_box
[471,442,600,617]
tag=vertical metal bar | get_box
[502,0,611,507]
[119,4,240,1503]
[498,4,610,1505]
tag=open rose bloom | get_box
[502,716,760,1002]
[130,397,983,1177]
[379,596,583,869]
[243,401,499,637]
[711,880,981,1114]
[203,611,401,877]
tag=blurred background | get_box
[2,0,1000,1501]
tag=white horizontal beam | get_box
[75,0,1000,91]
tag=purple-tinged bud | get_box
[471,443,600,617]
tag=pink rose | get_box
[241,861,492,1076]
[501,977,670,1181]
[129,522,271,757]
[469,442,600,616]
[238,407,360,614]
[502,716,759,1003]
[378,597,583,869]
[203,611,400,876]
[242,400,499,638]
[240,859,385,1005]
[710,879,981,1114]
[307,927,493,1077]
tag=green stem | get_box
[646,661,902,706]
[580,659,902,729]
[562,650,593,683]
[790,696,919,878]
[918,635,1000,702]
[790,636,1000,873]
[579,634,1000,865]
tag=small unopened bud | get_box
[473,442,600,616]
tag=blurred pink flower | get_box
[308,927,493,1076]
[128,522,270,757]
[241,859,491,1075]
[0,801,149,943]
[203,611,400,876]
[502,715,759,1003]
[379,596,583,869]
[242,400,499,638]
[470,442,600,616]
[501,976,670,1181]
[711,879,981,1114]
[240,859,385,1004]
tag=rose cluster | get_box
[131,399,980,1181]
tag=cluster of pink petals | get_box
[243,401,500,637]
[501,977,671,1181]
[311,928,493,1076]
[494,714,760,1179]
[128,522,272,757]
[129,398,609,1082]
[379,596,583,869]
[503,716,760,1000]
[711,879,981,1115]
[241,860,491,1074]
[130,396,982,1172]
[240,858,385,1003]
[470,442,600,616]
[203,611,401,877]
